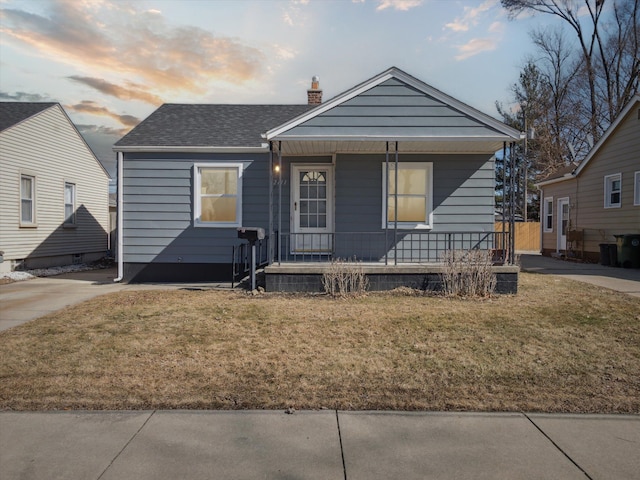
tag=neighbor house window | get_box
[382,162,433,228]
[543,197,553,232]
[194,163,243,227]
[604,173,622,208]
[20,174,35,225]
[64,182,76,225]
[635,171,640,206]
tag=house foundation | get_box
[264,263,519,294]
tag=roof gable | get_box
[537,95,640,187]
[266,67,521,142]
[0,102,56,132]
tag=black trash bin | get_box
[615,234,640,269]
[608,243,618,267]
[599,243,611,266]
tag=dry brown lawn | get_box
[1,273,639,413]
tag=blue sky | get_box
[0,0,561,176]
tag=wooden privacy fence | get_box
[495,222,540,252]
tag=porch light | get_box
[274,164,281,174]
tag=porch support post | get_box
[384,141,389,265]
[394,141,399,266]
[502,142,506,260]
[509,142,516,264]
[268,142,274,264]
[278,141,283,264]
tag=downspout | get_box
[113,151,124,282]
[538,187,544,254]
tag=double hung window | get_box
[194,163,243,227]
[64,182,76,225]
[604,173,622,208]
[382,162,433,228]
[20,175,35,225]
[543,197,553,232]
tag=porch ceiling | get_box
[276,139,509,156]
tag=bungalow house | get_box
[535,95,640,264]
[0,103,110,273]
[113,67,521,291]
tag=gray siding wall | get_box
[125,151,494,266]
[282,78,503,139]
[122,152,270,265]
[275,153,494,260]
[334,153,494,232]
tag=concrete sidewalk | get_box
[520,254,640,297]
[1,411,638,480]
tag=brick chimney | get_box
[307,75,322,105]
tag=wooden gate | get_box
[495,222,540,252]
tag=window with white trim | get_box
[543,197,553,232]
[382,162,433,228]
[20,174,35,225]
[604,173,622,208]
[634,171,640,206]
[64,182,76,225]
[194,163,243,227]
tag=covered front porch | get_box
[260,68,522,292]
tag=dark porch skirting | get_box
[264,264,519,294]
[124,262,232,283]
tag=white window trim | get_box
[20,173,36,227]
[604,173,622,208]
[64,181,76,226]
[193,162,243,228]
[543,196,553,232]
[634,171,640,206]
[381,162,433,229]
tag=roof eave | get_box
[535,173,575,188]
[269,134,517,142]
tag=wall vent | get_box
[72,254,83,265]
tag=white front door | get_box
[557,197,570,252]
[291,165,333,253]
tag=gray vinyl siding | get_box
[275,153,494,260]
[281,78,503,139]
[0,105,109,271]
[540,103,640,256]
[122,152,270,264]
[333,153,494,232]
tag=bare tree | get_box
[501,0,640,143]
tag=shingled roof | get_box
[0,102,56,132]
[114,104,314,150]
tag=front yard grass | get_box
[1,273,639,413]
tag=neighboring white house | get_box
[0,102,110,273]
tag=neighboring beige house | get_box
[0,103,110,273]
[536,95,640,263]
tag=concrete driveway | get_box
[0,268,129,332]
[0,268,237,332]
[519,254,640,297]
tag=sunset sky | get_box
[1,0,582,179]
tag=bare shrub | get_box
[322,258,369,297]
[440,249,497,298]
